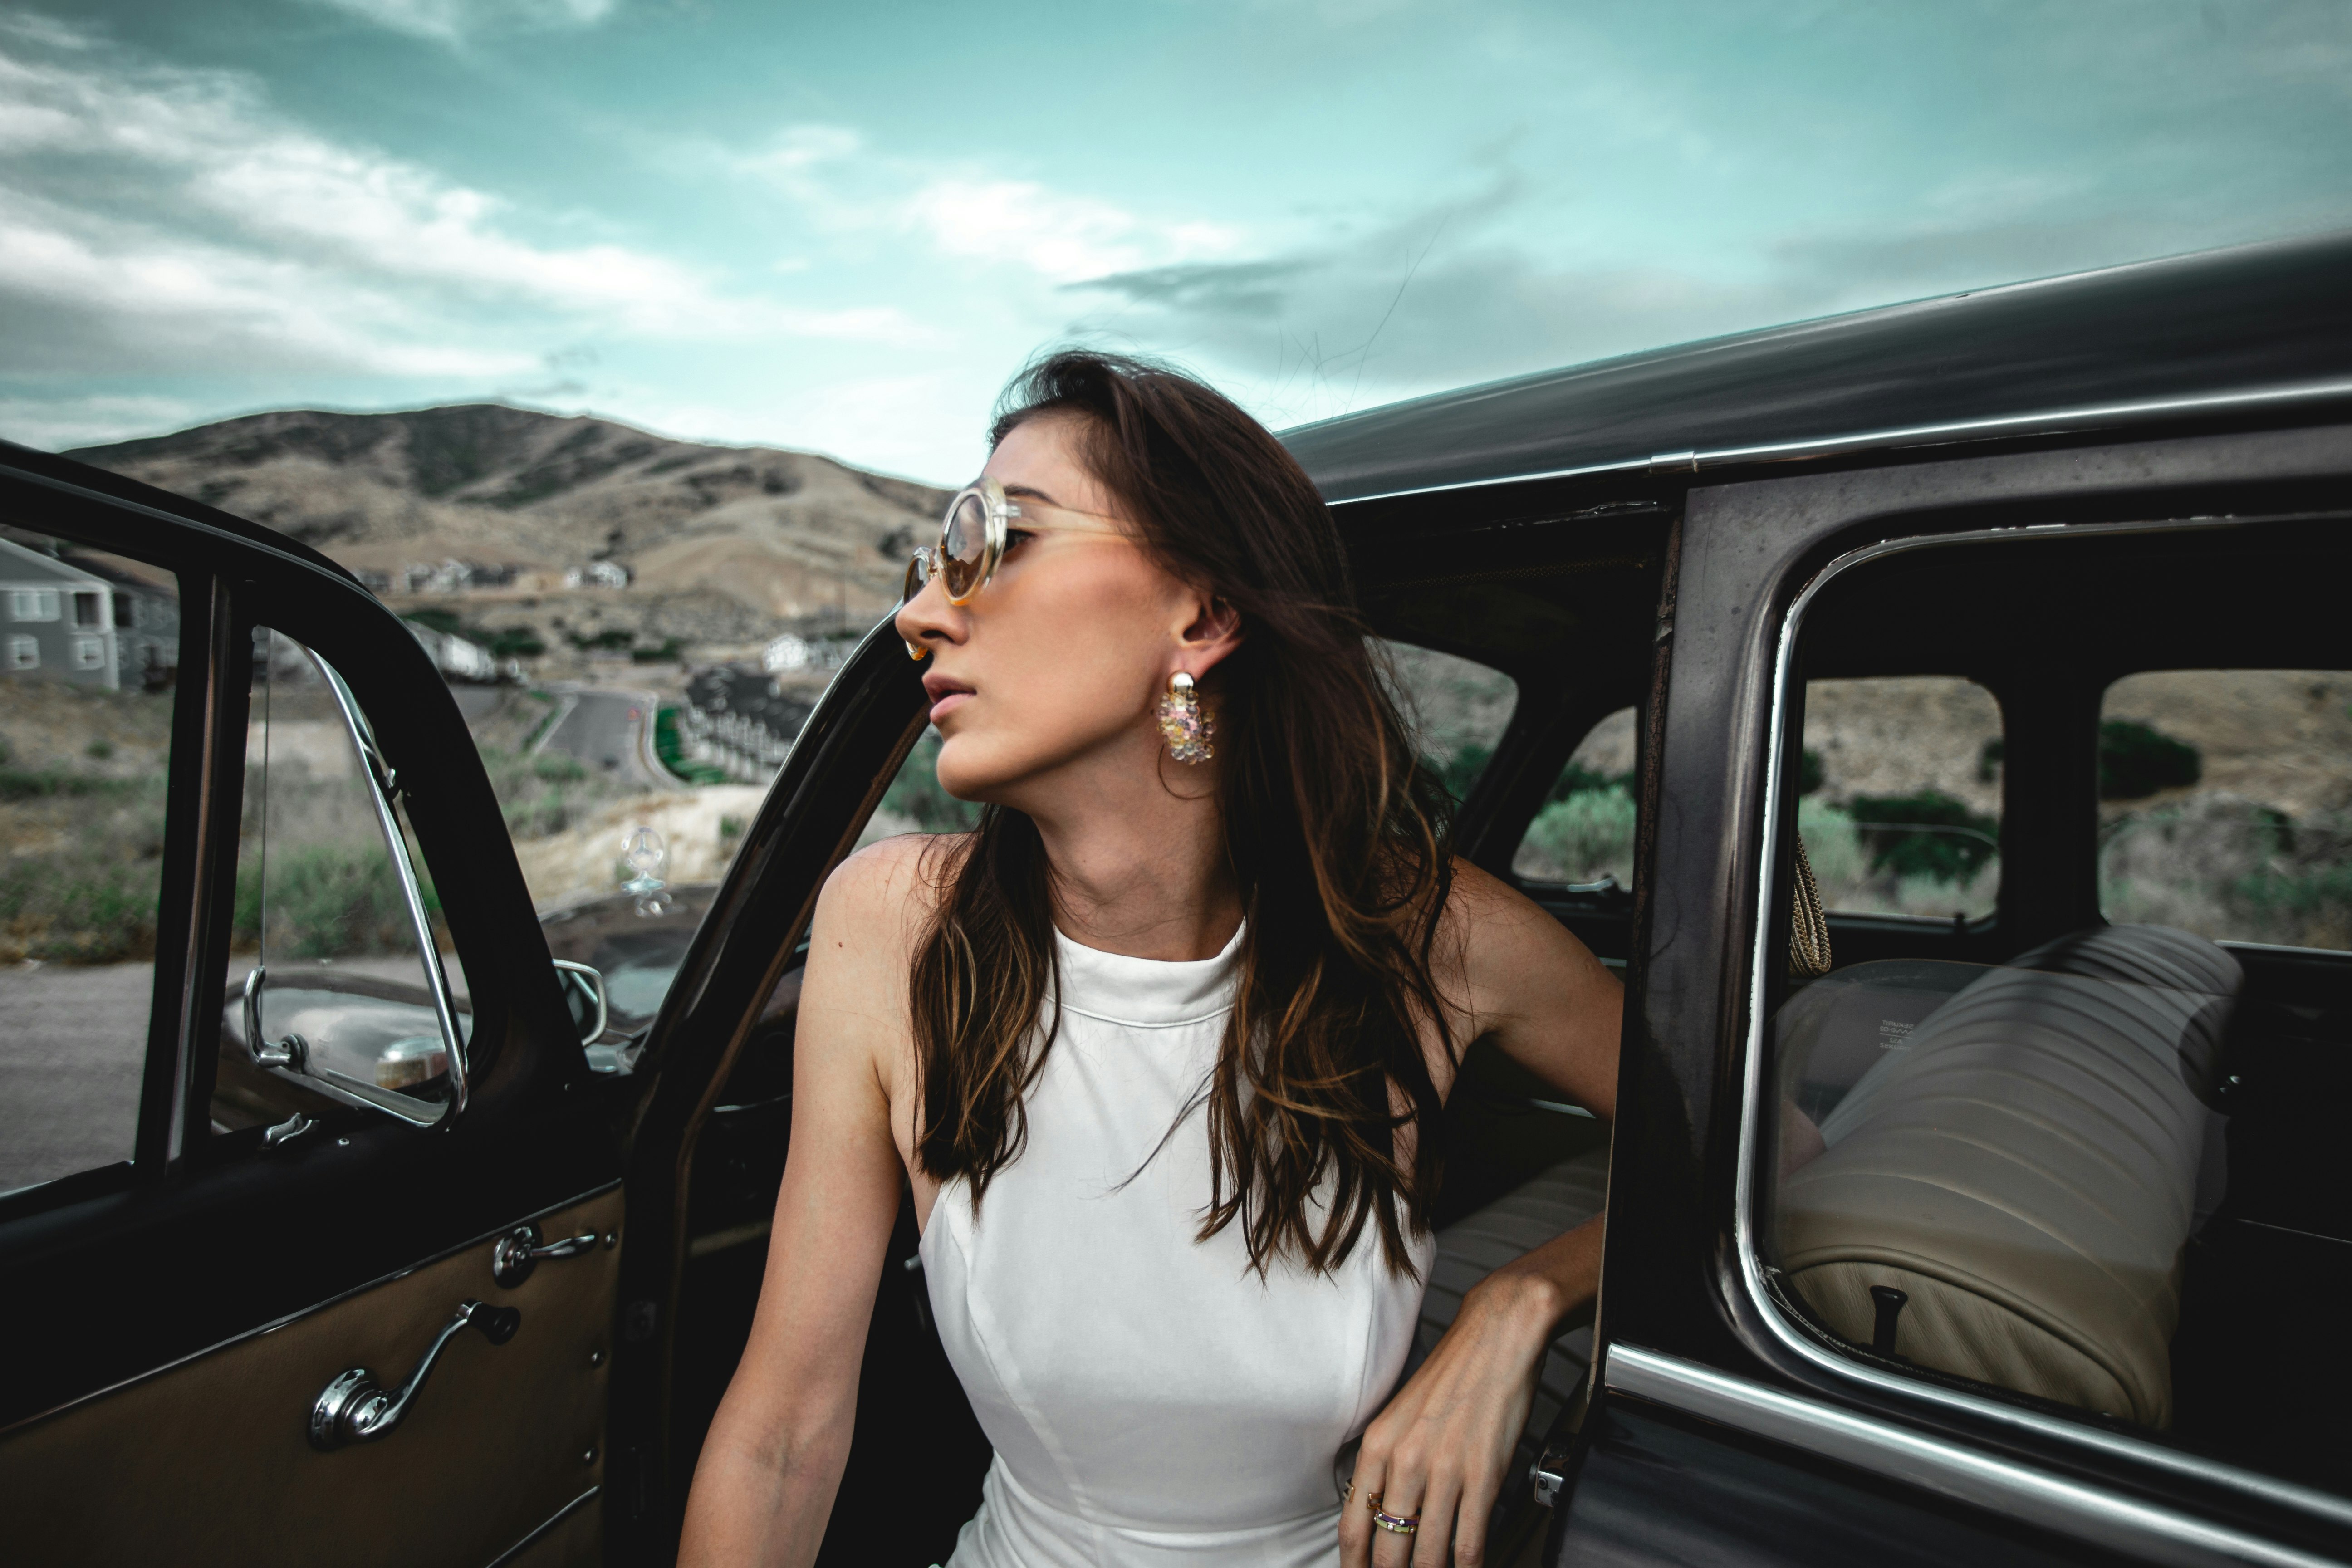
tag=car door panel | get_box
[0,448,629,1566]
[5,1185,621,1566]
[1548,425,2352,1565]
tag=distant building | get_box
[0,537,179,691]
[566,560,630,590]
[762,633,816,672]
[402,620,500,684]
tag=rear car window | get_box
[1381,640,1516,804]
[1512,706,1636,887]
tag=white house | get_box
[0,536,180,691]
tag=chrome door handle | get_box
[309,1299,519,1452]
[492,1221,604,1288]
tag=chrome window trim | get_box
[1730,514,2352,1538]
[1323,375,2352,508]
[1606,1344,2342,1568]
[0,1177,622,1439]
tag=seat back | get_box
[1773,925,2240,1428]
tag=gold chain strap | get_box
[1788,835,1833,980]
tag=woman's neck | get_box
[1021,753,1243,963]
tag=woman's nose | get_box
[895,572,958,659]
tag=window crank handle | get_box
[492,1221,603,1288]
[308,1299,519,1452]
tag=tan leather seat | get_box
[1774,925,2240,1429]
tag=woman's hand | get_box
[1340,1218,1602,1568]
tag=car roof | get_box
[1283,230,2352,506]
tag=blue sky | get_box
[4,0,2348,483]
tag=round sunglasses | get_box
[902,475,1127,609]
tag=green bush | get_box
[1519,785,1637,885]
[1426,742,1492,804]
[489,627,546,658]
[1846,790,1998,883]
[477,745,643,839]
[0,777,170,961]
[232,843,442,958]
[2099,719,2201,800]
[1798,747,1825,796]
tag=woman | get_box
[679,352,1620,1568]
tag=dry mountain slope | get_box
[67,405,948,622]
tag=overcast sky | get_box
[5,0,2349,483]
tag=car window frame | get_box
[1731,511,2352,1534]
[0,519,219,1219]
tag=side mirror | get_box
[554,960,608,1046]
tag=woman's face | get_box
[895,413,1224,807]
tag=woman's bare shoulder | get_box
[806,831,964,964]
[1436,856,1613,1019]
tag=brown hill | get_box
[66,405,946,627]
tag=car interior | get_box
[1753,514,2352,1497]
[656,505,1673,1564]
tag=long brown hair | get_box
[909,350,1457,1277]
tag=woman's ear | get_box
[1176,593,1244,678]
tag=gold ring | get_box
[1374,1509,1420,1534]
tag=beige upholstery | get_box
[1418,1147,1608,1446]
[0,1188,621,1568]
[1776,925,2239,1429]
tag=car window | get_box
[1753,521,2352,1498]
[2099,669,2352,950]
[1513,706,1637,887]
[0,530,183,1194]
[1379,640,1516,804]
[218,631,465,1131]
[1799,676,2002,921]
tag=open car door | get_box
[0,446,626,1567]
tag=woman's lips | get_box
[921,673,975,725]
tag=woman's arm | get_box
[1343,862,1622,1568]
[676,840,932,1568]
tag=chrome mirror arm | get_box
[309,1298,519,1452]
[240,965,308,1073]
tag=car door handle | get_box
[309,1299,520,1452]
[492,1221,606,1288]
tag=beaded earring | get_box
[1156,671,1214,764]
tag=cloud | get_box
[737,125,1245,286]
[289,0,619,44]
[0,22,924,407]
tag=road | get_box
[536,686,674,788]
[0,954,471,1195]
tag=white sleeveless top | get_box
[920,924,1434,1568]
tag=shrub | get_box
[489,627,546,658]
[1798,747,1825,796]
[1846,790,1998,883]
[1519,786,1637,885]
[2099,719,2201,800]
[1427,742,1492,803]
[232,843,443,958]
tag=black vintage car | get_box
[4,230,2351,1568]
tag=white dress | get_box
[921,924,1434,1568]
